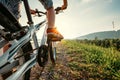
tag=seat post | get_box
[22,0,33,25]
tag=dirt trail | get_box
[30,42,74,80]
[0,42,80,80]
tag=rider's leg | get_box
[39,0,64,41]
[0,0,21,19]
[0,0,21,52]
[46,7,55,28]
[46,7,64,41]
[0,0,21,54]
[1,0,21,53]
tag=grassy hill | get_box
[61,40,120,80]
[78,30,120,40]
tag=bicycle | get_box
[0,0,66,80]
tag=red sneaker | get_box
[47,28,64,41]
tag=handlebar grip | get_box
[62,0,68,10]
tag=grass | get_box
[62,40,120,80]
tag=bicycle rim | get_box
[48,41,57,65]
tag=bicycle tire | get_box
[48,41,57,65]
[37,45,48,67]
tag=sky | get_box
[19,0,120,39]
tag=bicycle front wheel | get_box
[48,41,57,65]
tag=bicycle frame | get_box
[0,0,48,79]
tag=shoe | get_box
[47,28,64,41]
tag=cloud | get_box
[82,0,96,3]
[82,0,113,3]
[107,0,113,3]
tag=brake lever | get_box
[32,9,46,17]
[55,7,62,14]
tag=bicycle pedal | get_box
[48,37,61,42]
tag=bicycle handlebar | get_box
[33,6,66,17]
[35,9,46,17]
[32,0,68,17]
[55,7,62,14]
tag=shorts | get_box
[0,0,21,19]
[39,0,53,10]
[0,0,53,19]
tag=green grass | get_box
[62,40,120,80]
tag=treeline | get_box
[77,39,120,51]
